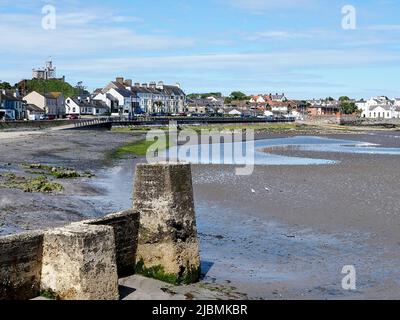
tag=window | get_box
[72,107,76,113]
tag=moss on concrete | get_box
[40,289,57,300]
[135,259,200,285]
[135,259,180,284]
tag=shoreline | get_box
[1,126,400,299]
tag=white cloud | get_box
[62,49,400,74]
[226,0,316,12]
[365,24,400,31]
[0,12,194,56]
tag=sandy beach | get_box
[1,127,400,299]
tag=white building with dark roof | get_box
[357,96,400,119]
[94,78,186,116]
[65,96,110,116]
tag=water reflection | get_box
[162,136,400,166]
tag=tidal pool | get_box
[160,136,400,166]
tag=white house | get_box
[367,105,393,119]
[357,96,399,119]
[65,96,110,116]
[95,78,186,116]
[26,104,45,120]
[271,105,288,113]
[250,96,266,104]
[228,109,242,116]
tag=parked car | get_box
[67,114,79,120]
[39,115,57,120]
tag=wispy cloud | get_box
[225,0,316,12]
[365,24,400,31]
[0,12,194,56]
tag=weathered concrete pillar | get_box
[40,224,119,300]
[133,162,201,284]
[85,210,140,277]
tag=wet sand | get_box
[0,130,143,234]
[1,128,400,299]
[192,130,400,299]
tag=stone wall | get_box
[133,163,201,285]
[0,231,44,300]
[0,210,140,300]
[86,210,140,277]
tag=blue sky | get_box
[0,0,399,99]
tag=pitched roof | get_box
[26,104,44,112]
[370,105,392,111]
[112,88,132,97]
[0,93,22,101]
[162,85,185,96]
[69,96,109,109]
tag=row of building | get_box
[0,77,187,121]
[356,97,400,119]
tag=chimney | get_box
[134,83,140,87]
[141,83,148,88]
[116,77,124,84]
[125,79,132,86]
[157,81,164,90]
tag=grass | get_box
[111,127,154,133]
[109,135,172,159]
[0,173,64,193]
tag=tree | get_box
[339,96,350,102]
[22,79,88,97]
[187,92,222,99]
[75,81,87,95]
[0,81,12,90]
[340,101,358,114]
[229,91,248,101]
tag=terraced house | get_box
[23,91,65,118]
[0,90,25,121]
[65,96,110,116]
[94,77,186,117]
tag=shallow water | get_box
[161,136,400,166]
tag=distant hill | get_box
[18,79,89,97]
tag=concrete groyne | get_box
[0,163,200,300]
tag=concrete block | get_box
[87,210,140,277]
[40,224,119,300]
[0,231,44,300]
[133,162,201,284]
